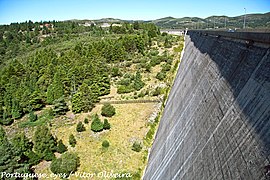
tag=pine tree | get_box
[76,122,86,132]
[133,71,145,91]
[103,119,111,130]
[33,125,57,160]
[57,140,67,153]
[79,83,94,112]
[69,134,76,147]
[29,91,44,110]
[47,72,64,104]
[11,98,22,119]
[71,92,83,113]
[101,103,116,117]
[0,126,33,176]
[50,152,80,178]
[91,114,103,132]
[53,96,69,116]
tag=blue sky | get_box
[0,0,269,24]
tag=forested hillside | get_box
[0,20,183,179]
[0,21,159,125]
[152,12,270,29]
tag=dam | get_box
[144,30,270,180]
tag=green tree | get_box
[50,152,80,178]
[69,134,76,147]
[78,83,95,112]
[132,141,142,152]
[101,103,116,117]
[47,72,64,104]
[71,92,83,113]
[57,140,67,154]
[33,125,57,160]
[76,122,86,132]
[133,71,145,91]
[28,91,44,110]
[103,119,111,130]
[11,98,22,119]
[53,97,69,116]
[91,114,103,132]
[11,132,40,165]
[84,118,89,124]
[133,21,140,30]
[0,126,33,177]
[102,140,110,148]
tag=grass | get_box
[34,103,158,180]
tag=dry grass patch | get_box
[35,103,157,179]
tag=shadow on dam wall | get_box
[143,31,270,180]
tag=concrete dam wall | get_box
[144,31,270,180]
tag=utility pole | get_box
[224,17,227,29]
[243,8,246,29]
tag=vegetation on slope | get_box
[0,19,184,179]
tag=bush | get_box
[50,152,80,178]
[103,119,111,130]
[91,114,103,132]
[69,134,76,147]
[29,111,38,122]
[102,140,110,148]
[57,140,67,153]
[0,117,14,125]
[156,72,166,81]
[152,87,162,96]
[111,67,121,77]
[132,141,142,152]
[76,122,86,132]
[84,118,89,124]
[101,103,116,117]
[117,85,134,94]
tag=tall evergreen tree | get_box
[47,72,64,104]
[33,125,57,160]
[53,96,68,116]
[79,83,94,112]
[0,126,32,177]
[71,92,83,113]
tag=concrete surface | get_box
[144,31,270,180]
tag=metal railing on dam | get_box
[188,29,270,44]
[143,30,270,180]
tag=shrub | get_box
[84,118,89,124]
[57,140,67,153]
[0,117,14,125]
[103,119,111,130]
[50,152,80,178]
[101,103,116,117]
[117,85,134,94]
[132,141,142,152]
[152,87,162,96]
[102,140,110,148]
[91,114,103,132]
[69,134,76,147]
[156,72,166,81]
[29,111,38,122]
[111,67,121,77]
[76,122,86,132]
